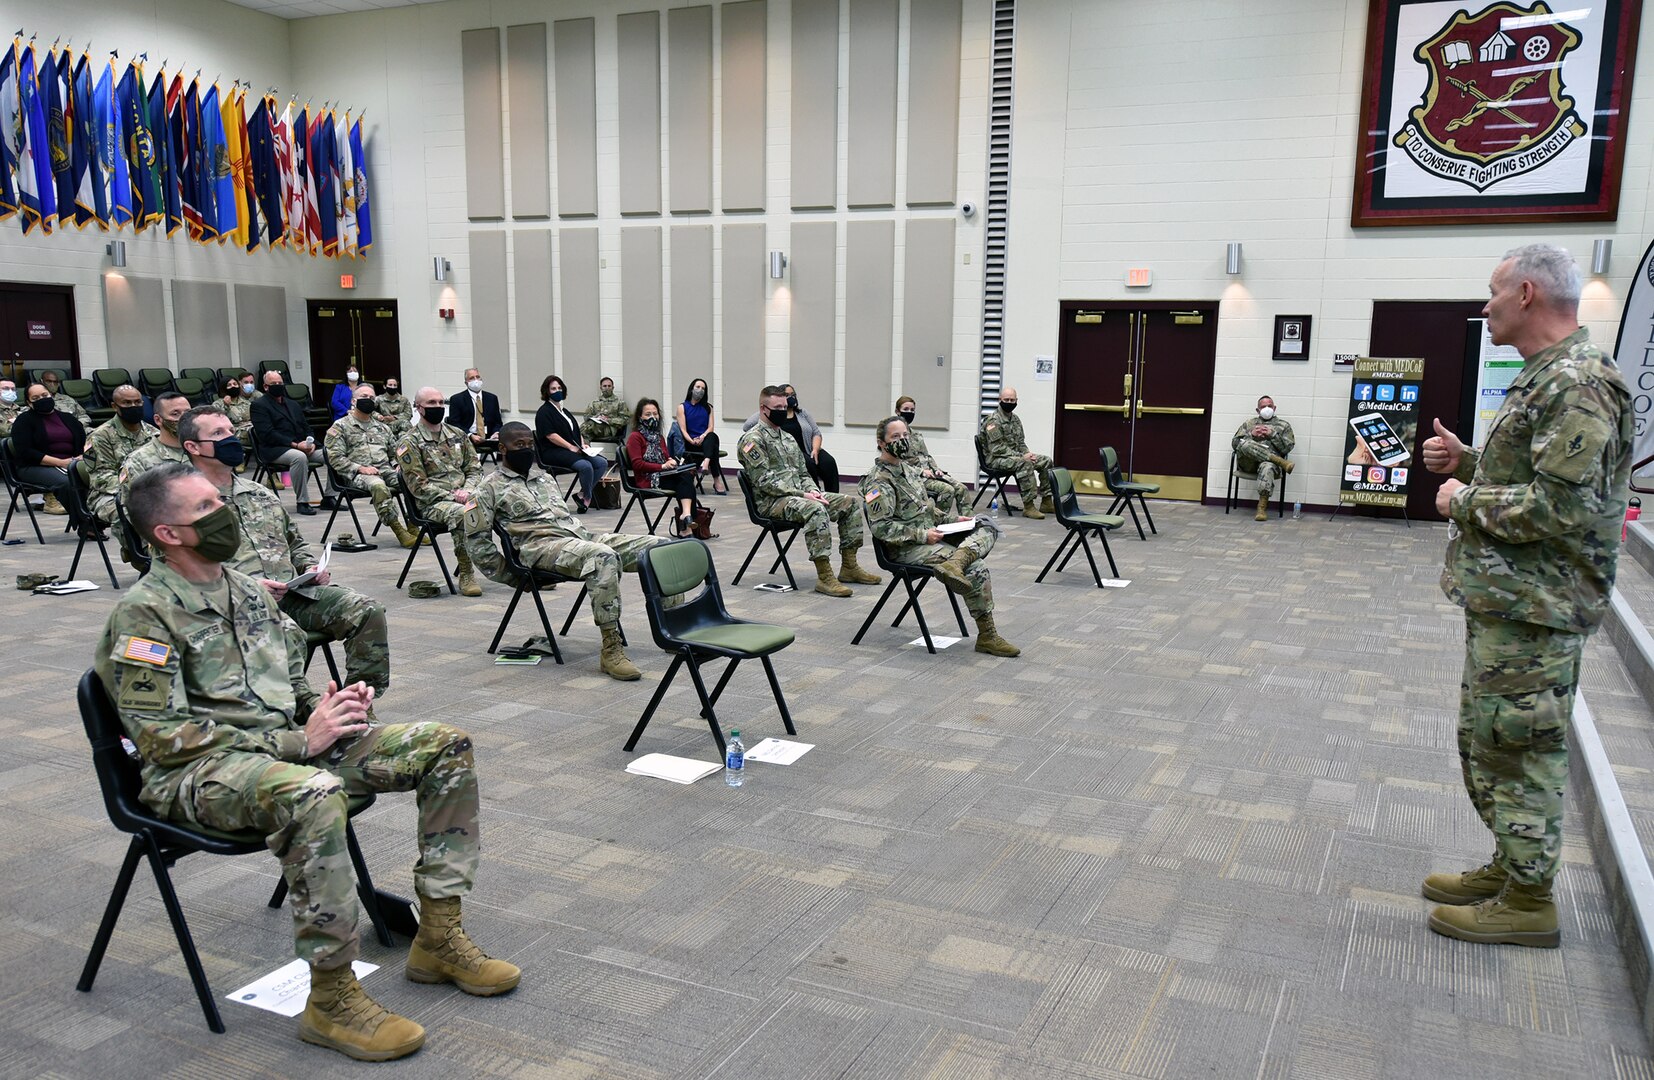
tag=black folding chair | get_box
[851,514,968,655]
[968,434,1021,515]
[92,368,133,407]
[614,452,678,534]
[1036,467,1124,588]
[74,670,405,1035]
[304,629,343,684]
[0,437,48,544]
[137,368,176,400]
[115,493,152,576]
[1226,449,1288,518]
[484,522,610,664]
[320,457,382,544]
[1099,446,1159,540]
[394,488,457,594]
[67,459,120,588]
[731,471,802,589]
[628,540,797,756]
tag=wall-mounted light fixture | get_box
[106,240,127,268]
[1225,242,1242,275]
[1591,239,1612,276]
[433,257,450,282]
[769,250,787,279]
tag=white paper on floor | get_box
[227,959,380,1017]
[626,753,723,784]
[1100,579,1131,588]
[744,738,814,765]
[907,635,961,649]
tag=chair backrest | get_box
[637,539,725,651]
[115,492,152,574]
[615,449,644,494]
[138,368,176,398]
[974,434,994,473]
[173,376,205,403]
[737,470,775,527]
[1049,467,1082,521]
[0,437,24,491]
[92,369,131,405]
[178,367,218,388]
[77,669,151,834]
[62,378,97,406]
[860,505,905,574]
[397,486,444,532]
[28,366,68,386]
[1099,447,1126,490]
[218,367,251,387]
[258,360,292,380]
[68,456,97,518]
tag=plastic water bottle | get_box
[1292,501,1302,520]
[988,495,1000,519]
[724,729,745,787]
[1625,497,1641,541]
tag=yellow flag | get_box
[219,89,250,249]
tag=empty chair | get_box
[138,368,176,399]
[92,368,133,406]
[1036,467,1125,588]
[1099,446,1159,540]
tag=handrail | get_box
[1633,452,1654,496]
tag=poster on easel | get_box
[1339,356,1425,509]
[1469,319,1524,448]
[1611,238,1654,479]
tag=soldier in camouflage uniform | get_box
[84,385,158,526]
[211,377,255,443]
[0,378,20,438]
[894,395,968,517]
[39,370,92,430]
[1422,244,1633,949]
[97,462,518,1062]
[739,386,880,597]
[378,377,413,434]
[463,422,668,680]
[182,407,392,697]
[580,377,627,443]
[118,391,193,505]
[861,417,1020,656]
[1231,396,1295,521]
[397,386,486,595]
[978,388,1053,519]
[326,385,418,548]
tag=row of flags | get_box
[0,36,372,257]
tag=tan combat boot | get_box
[41,493,68,515]
[599,625,642,681]
[934,547,979,595]
[1039,494,1056,514]
[1020,499,1045,520]
[1255,494,1269,521]
[1428,880,1558,948]
[1268,454,1295,474]
[405,895,523,995]
[453,543,483,596]
[837,547,882,585]
[300,963,425,1061]
[973,613,1021,657]
[389,517,419,549]
[1422,861,1506,905]
[813,556,852,597]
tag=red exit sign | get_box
[340,274,356,289]
[1125,268,1152,288]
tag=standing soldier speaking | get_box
[1421,243,1633,948]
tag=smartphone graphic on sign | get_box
[1349,412,1410,467]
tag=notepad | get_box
[285,542,332,589]
[935,521,976,535]
[625,753,723,784]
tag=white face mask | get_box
[347,371,359,383]
[0,389,14,404]
[1258,406,1276,420]
[467,378,483,393]
[242,382,255,393]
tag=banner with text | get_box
[1612,238,1654,477]
[1339,356,1425,509]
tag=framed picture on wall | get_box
[1273,315,1311,361]
[1351,0,1642,226]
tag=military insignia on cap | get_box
[123,637,173,665]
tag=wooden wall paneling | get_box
[506,23,550,219]
[460,28,506,220]
[719,1,766,212]
[617,11,662,216]
[554,18,598,217]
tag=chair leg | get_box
[760,655,797,735]
[430,538,456,594]
[852,576,902,645]
[530,585,565,664]
[488,586,528,653]
[1035,530,1076,583]
[77,835,145,994]
[1137,495,1157,534]
[704,657,742,716]
[1077,532,1104,588]
[346,823,395,948]
[1123,498,1146,541]
[683,655,726,754]
[615,494,637,531]
[347,499,367,538]
[396,530,425,588]
[626,654,685,750]
[141,831,227,1034]
[905,578,937,653]
[767,529,801,590]
[321,503,342,542]
[947,588,968,635]
[96,536,120,589]
[969,483,988,511]
[268,878,287,909]
[558,583,591,636]
[642,497,668,535]
[732,532,766,585]
[1097,529,1121,578]
[322,642,342,684]
[69,533,87,580]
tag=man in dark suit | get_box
[447,368,502,454]
[251,371,335,515]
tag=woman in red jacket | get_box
[626,398,698,537]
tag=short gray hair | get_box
[128,461,200,543]
[1503,243,1581,308]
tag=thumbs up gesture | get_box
[1421,417,1464,475]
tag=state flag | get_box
[0,42,19,222]
[350,116,371,255]
[71,52,103,227]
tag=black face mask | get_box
[1000,400,1017,413]
[898,410,916,424]
[786,394,799,410]
[118,404,145,425]
[267,383,286,398]
[504,446,537,476]
[422,405,447,426]
[767,407,790,425]
[224,385,241,398]
[208,436,246,468]
[30,396,55,415]
[550,389,566,402]
[641,416,660,432]
[384,386,400,396]
[356,398,378,414]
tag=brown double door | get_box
[0,283,80,383]
[306,299,402,402]
[1054,301,1219,501]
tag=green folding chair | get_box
[1037,467,1124,588]
[1099,446,1159,539]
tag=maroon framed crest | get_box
[1352,0,1641,226]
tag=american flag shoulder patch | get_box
[123,637,173,666]
[863,488,881,503]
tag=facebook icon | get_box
[1376,384,1396,401]
[1354,383,1374,401]
[1400,384,1419,402]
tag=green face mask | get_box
[173,504,242,562]
[887,437,911,457]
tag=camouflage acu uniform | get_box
[737,422,864,559]
[0,399,20,438]
[861,457,996,616]
[581,391,627,442]
[463,466,666,629]
[900,429,969,518]
[219,473,391,695]
[95,561,478,969]
[119,439,191,505]
[378,391,413,434]
[979,407,1052,504]
[1231,415,1295,498]
[84,418,158,525]
[325,411,405,530]
[395,422,482,539]
[53,393,92,428]
[212,395,254,442]
[1441,327,1633,887]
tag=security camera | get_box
[960,201,977,218]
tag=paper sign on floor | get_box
[907,635,961,649]
[227,959,379,1017]
[744,738,814,765]
[626,753,723,784]
[1100,579,1131,588]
